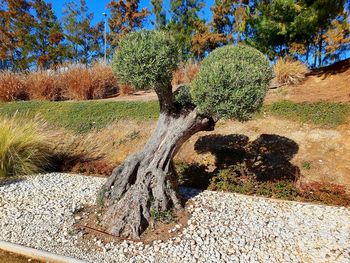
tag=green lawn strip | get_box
[1,100,349,133]
[0,100,159,133]
[262,100,350,128]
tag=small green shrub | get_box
[0,116,51,177]
[112,30,180,90]
[176,162,213,189]
[150,208,176,223]
[302,161,311,170]
[191,45,272,121]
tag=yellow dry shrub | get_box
[273,58,309,86]
[61,63,118,100]
[0,116,51,177]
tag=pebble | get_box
[0,173,350,263]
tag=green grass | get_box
[1,100,349,134]
[0,100,159,133]
[264,100,350,128]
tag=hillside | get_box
[267,59,350,103]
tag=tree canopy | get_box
[112,30,180,90]
[191,45,271,120]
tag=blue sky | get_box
[51,0,214,28]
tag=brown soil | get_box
[266,59,350,103]
[72,201,192,247]
[0,249,42,263]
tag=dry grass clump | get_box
[273,58,309,86]
[119,84,135,95]
[48,129,108,168]
[0,116,51,177]
[0,71,27,102]
[172,61,200,86]
[61,63,118,100]
[87,120,155,164]
[90,63,119,97]
[26,71,63,101]
[0,63,119,102]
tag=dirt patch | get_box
[72,201,192,248]
[266,60,350,103]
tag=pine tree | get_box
[151,0,166,30]
[63,0,103,65]
[191,20,228,58]
[32,0,66,69]
[0,0,34,71]
[247,0,346,67]
[211,0,250,45]
[168,0,205,58]
[107,0,148,47]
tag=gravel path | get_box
[0,173,350,263]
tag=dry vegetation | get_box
[273,58,309,86]
[0,116,51,177]
[0,71,27,102]
[0,63,118,102]
[172,60,200,86]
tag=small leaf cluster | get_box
[173,85,193,107]
[191,45,272,121]
[112,30,181,90]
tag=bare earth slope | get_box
[267,59,350,103]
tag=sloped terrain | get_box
[267,59,350,103]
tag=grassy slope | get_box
[264,100,350,128]
[0,100,159,133]
[0,100,349,133]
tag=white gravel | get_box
[0,173,350,263]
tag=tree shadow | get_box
[308,58,349,78]
[194,133,300,182]
[177,133,300,196]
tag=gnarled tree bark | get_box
[98,95,215,239]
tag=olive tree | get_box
[98,30,272,239]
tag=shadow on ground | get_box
[178,133,300,190]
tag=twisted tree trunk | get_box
[98,106,214,239]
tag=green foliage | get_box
[150,208,176,223]
[266,100,350,128]
[168,0,205,58]
[62,0,103,65]
[151,0,166,30]
[112,30,180,90]
[247,0,347,67]
[0,100,159,133]
[0,116,51,177]
[173,85,193,107]
[302,161,311,170]
[191,45,272,121]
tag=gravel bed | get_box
[0,173,350,263]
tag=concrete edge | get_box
[0,240,88,263]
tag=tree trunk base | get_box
[98,110,214,239]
